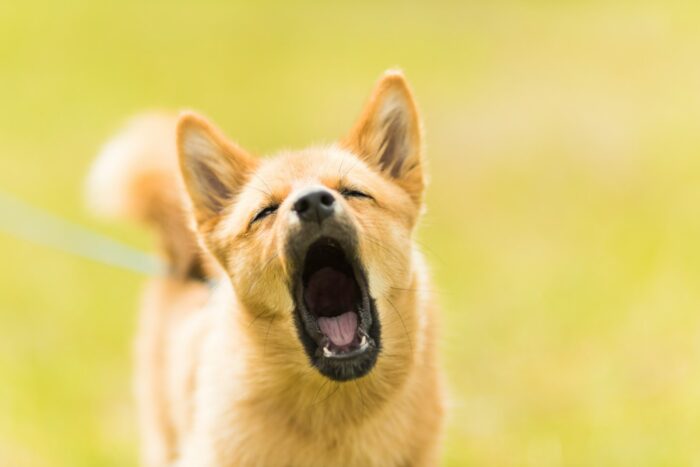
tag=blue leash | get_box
[0,192,163,276]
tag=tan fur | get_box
[89,71,445,467]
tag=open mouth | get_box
[293,237,380,381]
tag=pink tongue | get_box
[317,311,358,347]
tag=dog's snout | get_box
[293,188,336,223]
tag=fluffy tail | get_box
[86,113,216,281]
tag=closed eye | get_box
[340,188,374,200]
[251,204,279,224]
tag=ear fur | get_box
[177,112,257,228]
[344,70,424,204]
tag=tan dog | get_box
[88,71,445,467]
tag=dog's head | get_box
[177,71,425,382]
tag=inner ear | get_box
[190,157,232,210]
[376,104,412,178]
[343,71,424,203]
[177,112,257,227]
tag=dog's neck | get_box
[224,284,421,432]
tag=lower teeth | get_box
[322,335,370,357]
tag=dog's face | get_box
[177,71,425,381]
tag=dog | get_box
[87,70,445,467]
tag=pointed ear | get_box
[177,112,257,227]
[343,70,424,204]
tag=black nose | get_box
[293,189,336,223]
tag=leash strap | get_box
[0,192,163,275]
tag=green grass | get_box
[3,0,700,465]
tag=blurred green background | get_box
[3,0,700,465]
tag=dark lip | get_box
[290,235,381,381]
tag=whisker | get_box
[247,310,270,328]
[337,155,346,185]
[385,296,413,353]
[341,156,364,183]
[310,379,330,406]
[360,234,407,270]
[263,315,276,357]
[246,185,274,199]
[355,382,371,412]
[389,286,447,296]
[244,252,279,296]
[316,382,341,406]
[250,172,273,198]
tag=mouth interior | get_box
[302,240,363,351]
